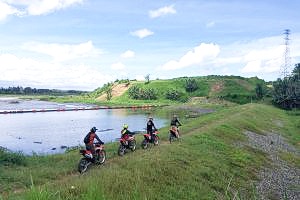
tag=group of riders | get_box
[83,115,182,154]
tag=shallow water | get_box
[0,98,167,155]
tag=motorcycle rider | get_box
[146,117,157,142]
[170,115,182,138]
[84,127,104,155]
[121,124,134,145]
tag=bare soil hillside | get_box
[96,83,130,101]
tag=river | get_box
[0,98,167,155]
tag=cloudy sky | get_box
[0,0,299,91]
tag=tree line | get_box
[0,86,86,95]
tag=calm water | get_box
[0,98,167,155]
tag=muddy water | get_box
[0,98,167,155]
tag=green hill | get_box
[92,75,267,105]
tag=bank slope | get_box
[5,104,299,200]
[92,75,267,105]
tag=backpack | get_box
[84,132,90,144]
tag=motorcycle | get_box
[141,130,159,149]
[169,126,180,143]
[78,142,106,173]
[118,134,136,156]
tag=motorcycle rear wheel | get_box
[118,145,125,156]
[141,139,148,149]
[130,140,136,151]
[78,158,90,173]
[154,136,159,145]
[169,133,175,143]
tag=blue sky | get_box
[0,0,299,91]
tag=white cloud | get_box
[0,53,112,91]
[161,43,220,70]
[240,45,285,73]
[26,0,83,16]
[0,0,82,21]
[206,21,215,28]
[120,50,135,58]
[130,28,154,39]
[149,5,176,18]
[135,75,145,81]
[22,41,102,62]
[111,62,126,70]
[0,1,24,21]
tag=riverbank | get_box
[1,103,299,199]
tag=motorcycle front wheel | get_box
[78,158,90,173]
[96,150,106,164]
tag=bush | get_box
[128,85,158,100]
[0,148,27,166]
[128,85,141,99]
[185,78,199,93]
[165,88,189,102]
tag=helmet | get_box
[91,127,98,133]
[123,124,128,129]
[149,116,153,120]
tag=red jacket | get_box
[85,132,103,145]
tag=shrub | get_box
[185,78,199,93]
[128,85,141,99]
[165,89,180,100]
[0,148,27,166]
[128,85,158,100]
[165,88,189,102]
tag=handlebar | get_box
[93,142,104,145]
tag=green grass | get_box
[1,103,299,200]
[53,75,266,106]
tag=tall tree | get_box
[273,63,300,109]
[255,83,264,100]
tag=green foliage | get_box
[128,85,158,100]
[185,78,199,93]
[0,86,85,96]
[145,74,150,84]
[255,83,264,99]
[165,88,189,102]
[127,85,140,99]
[0,148,27,166]
[105,85,113,101]
[116,79,130,84]
[90,82,113,98]
[273,63,300,109]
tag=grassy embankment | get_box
[1,103,299,200]
[48,75,268,106]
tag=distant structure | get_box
[280,29,291,79]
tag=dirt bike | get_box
[118,134,136,156]
[141,130,159,149]
[78,142,106,173]
[169,126,181,143]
